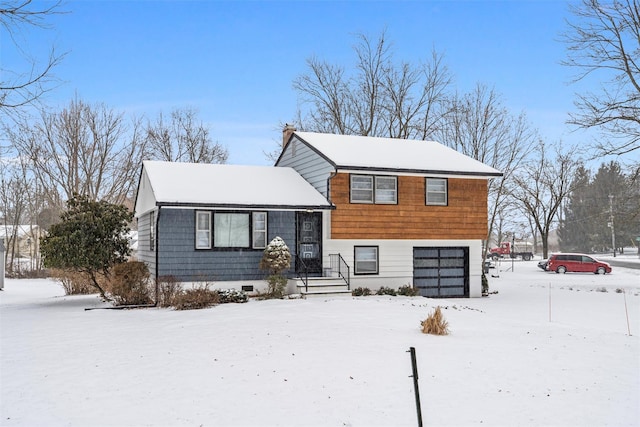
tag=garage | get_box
[413,247,469,297]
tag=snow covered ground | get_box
[1,261,638,427]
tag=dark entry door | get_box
[296,212,322,275]
[413,247,469,297]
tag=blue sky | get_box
[5,0,634,166]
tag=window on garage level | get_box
[354,246,379,275]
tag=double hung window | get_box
[252,212,267,249]
[195,211,212,249]
[350,175,397,204]
[426,178,448,206]
[354,246,379,275]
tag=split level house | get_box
[134,127,502,298]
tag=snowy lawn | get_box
[1,262,639,427]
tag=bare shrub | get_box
[50,269,96,295]
[421,306,449,335]
[173,285,220,310]
[157,275,181,308]
[108,261,153,306]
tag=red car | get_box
[547,253,612,274]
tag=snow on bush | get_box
[259,236,291,298]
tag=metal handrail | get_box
[329,253,350,290]
[296,255,309,293]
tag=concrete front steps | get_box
[294,277,352,298]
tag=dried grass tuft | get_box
[421,306,449,335]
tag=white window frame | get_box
[195,211,212,249]
[426,178,448,206]
[375,176,397,204]
[350,175,374,203]
[214,212,250,248]
[354,246,379,275]
[149,210,155,251]
[252,212,267,249]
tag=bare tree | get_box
[511,141,582,258]
[0,0,66,119]
[145,107,228,164]
[562,0,640,156]
[435,83,539,256]
[7,98,145,209]
[293,31,452,139]
[0,156,30,274]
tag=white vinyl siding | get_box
[321,234,484,297]
[252,212,267,249]
[214,213,250,248]
[195,211,212,249]
[426,178,448,206]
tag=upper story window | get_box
[426,178,448,206]
[350,174,397,204]
[252,212,267,249]
[195,211,212,249]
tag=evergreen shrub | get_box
[376,286,397,296]
[352,287,372,296]
[398,285,419,296]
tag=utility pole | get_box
[609,195,616,257]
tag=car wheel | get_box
[491,253,499,261]
[523,254,531,261]
[596,267,606,275]
[556,266,567,274]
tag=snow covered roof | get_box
[292,132,503,177]
[0,225,39,239]
[137,161,333,214]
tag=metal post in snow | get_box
[408,347,423,427]
[0,239,5,290]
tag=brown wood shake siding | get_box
[330,173,488,240]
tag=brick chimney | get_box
[282,123,296,148]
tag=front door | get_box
[296,212,322,275]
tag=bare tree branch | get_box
[145,107,228,164]
[0,1,67,119]
[562,0,640,156]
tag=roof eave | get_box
[335,165,503,177]
[155,201,335,211]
